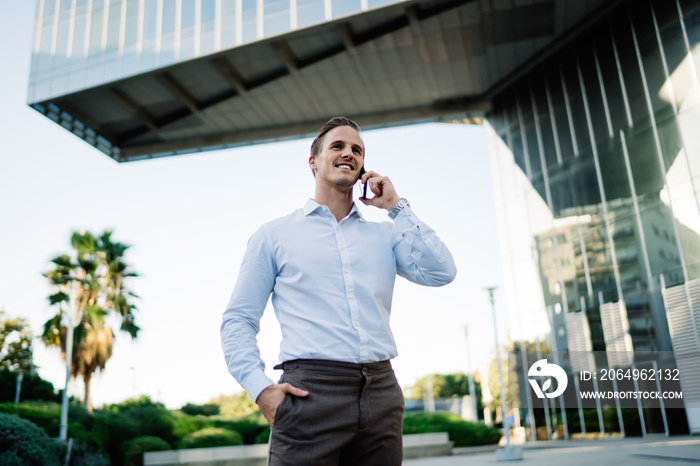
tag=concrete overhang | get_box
[29,0,610,162]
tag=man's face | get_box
[309,125,365,192]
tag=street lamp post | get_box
[486,286,523,461]
[59,279,78,442]
[463,326,479,422]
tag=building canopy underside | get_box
[30,0,609,162]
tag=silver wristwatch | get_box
[388,198,410,219]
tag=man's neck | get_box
[314,187,354,222]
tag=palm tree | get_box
[42,230,139,412]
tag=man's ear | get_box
[309,155,316,171]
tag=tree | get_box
[210,392,261,419]
[0,308,33,371]
[42,230,140,412]
[405,373,477,400]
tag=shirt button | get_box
[361,345,366,351]
[353,321,359,326]
[349,295,354,299]
[344,268,349,274]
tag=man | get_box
[221,117,456,465]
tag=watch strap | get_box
[388,198,410,219]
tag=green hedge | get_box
[0,412,63,466]
[0,401,62,436]
[212,417,267,445]
[178,427,244,449]
[254,426,270,444]
[402,412,501,447]
[122,436,171,466]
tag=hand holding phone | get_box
[357,169,401,211]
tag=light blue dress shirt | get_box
[221,199,456,401]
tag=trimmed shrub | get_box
[254,426,270,444]
[178,427,243,449]
[212,417,267,445]
[0,401,62,436]
[0,412,63,465]
[402,412,501,447]
[106,398,177,446]
[172,411,210,439]
[122,436,171,466]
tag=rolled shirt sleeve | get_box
[391,206,457,286]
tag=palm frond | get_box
[48,291,69,305]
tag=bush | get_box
[122,436,171,466]
[172,411,210,439]
[402,412,501,447]
[65,439,110,466]
[0,401,62,436]
[0,412,63,465]
[106,397,177,445]
[0,369,61,403]
[181,403,219,416]
[212,417,267,445]
[254,426,270,444]
[178,427,243,449]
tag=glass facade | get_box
[487,0,700,435]
[488,0,700,351]
[28,0,398,103]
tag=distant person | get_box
[221,116,456,465]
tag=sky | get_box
[0,1,506,409]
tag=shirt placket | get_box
[334,220,368,361]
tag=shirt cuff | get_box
[391,205,419,230]
[244,370,276,403]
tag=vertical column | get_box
[215,0,221,50]
[174,0,182,60]
[629,10,689,284]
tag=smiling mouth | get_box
[335,163,354,170]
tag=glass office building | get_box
[28,0,396,104]
[486,0,700,434]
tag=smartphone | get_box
[359,166,368,199]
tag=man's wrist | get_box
[388,198,410,219]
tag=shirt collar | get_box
[303,199,365,221]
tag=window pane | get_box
[243,0,257,42]
[297,0,324,28]
[182,0,195,30]
[143,0,158,40]
[610,9,648,125]
[124,0,139,47]
[105,0,121,53]
[546,62,574,161]
[163,0,176,35]
[264,0,290,37]
[88,1,105,57]
[201,0,215,32]
[332,0,360,18]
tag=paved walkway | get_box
[403,436,700,465]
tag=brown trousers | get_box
[268,359,404,466]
